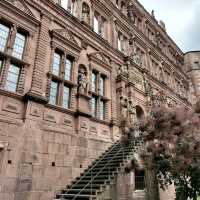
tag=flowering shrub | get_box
[139,102,200,200]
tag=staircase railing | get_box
[71,137,136,200]
[60,140,121,196]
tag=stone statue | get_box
[132,47,142,66]
[129,101,137,125]
[78,71,88,94]
[120,97,128,119]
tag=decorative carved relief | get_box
[53,29,78,46]
[30,105,41,117]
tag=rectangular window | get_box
[65,58,72,80]
[49,81,58,105]
[5,64,20,92]
[99,100,106,120]
[91,97,97,117]
[118,32,122,51]
[92,72,97,92]
[12,32,26,59]
[61,0,69,10]
[52,53,61,76]
[100,76,105,96]
[94,14,99,34]
[62,86,70,109]
[0,23,9,52]
[135,170,145,190]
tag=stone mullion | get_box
[6,25,17,55]
[17,65,27,94]
[59,52,65,107]
[96,72,100,119]
[29,14,51,98]
[0,58,10,88]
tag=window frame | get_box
[0,20,29,95]
[48,48,75,109]
[12,31,26,60]
[134,169,145,191]
[0,22,10,53]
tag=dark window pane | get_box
[12,32,26,59]
[52,53,61,76]
[63,86,70,109]
[49,81,58,105]
[135,170,145,190]
[92,72,97,92]
[91,97,97,117]
[99,100,106,120]
[65,58,72,80]
[5,64,20,92]
[0,60,2,73]
[0,23,9,52]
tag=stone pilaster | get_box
[28,14,51,103]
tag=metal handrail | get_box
[71,138,135,200]
[62,140,121,195]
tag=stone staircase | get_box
[55,136,143,200]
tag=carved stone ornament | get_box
[131,47,142,66]
[7,0,35,17]
[117,65,129,79]
[120,96,128,119]
[128,101,137,125]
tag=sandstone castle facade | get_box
[0,0,199,200]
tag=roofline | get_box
[135,0,184,55]
[184,50,200,55]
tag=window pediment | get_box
[51,29,81,59]
[6,0,35,17]
[52,29,79,46]
[88,51,111,70]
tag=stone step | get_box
[56,193,95,200]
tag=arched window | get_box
[136,105,144,121]
[82,2,90,24]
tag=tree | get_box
[138,102,200,200]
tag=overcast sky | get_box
[139,0,200,53]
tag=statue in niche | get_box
[82,2,90,24]
[120,97,128,119]
[78,66,88,94]
[131,47,142,66]
[129,101,137,125]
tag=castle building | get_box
[0,0,197,200]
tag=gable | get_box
[7,0,35,17]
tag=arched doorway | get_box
[136,105,144,121]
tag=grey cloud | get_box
[139,0,200,52]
